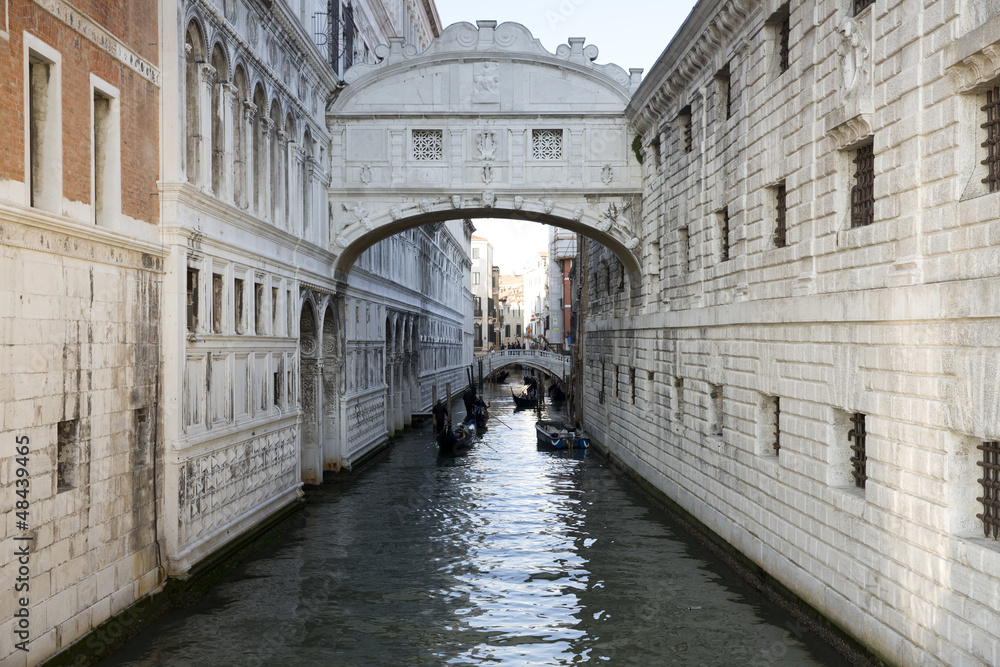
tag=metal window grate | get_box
[774,184,787,247]
[774,396,781,454]
[981,86,1000,194]
[851,142,874,228]
[853,0,874,15]
[720,208,730,261]
[978,441,1000,539]
[848,412,867,489]
[680,106,692,153]
[779,13,790,73]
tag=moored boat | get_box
[511,388,539,409]
[535,420,589,449]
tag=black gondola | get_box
[548,381,566,401]
[511,387,539,409]
[437,419,477,454]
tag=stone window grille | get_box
[412,129,443,160]
[981,85,1000,194]
[977,440,1000,539]
[853,0,874,16]
[848,412,867,488]
[718,208,730,261]
[850,142,875,228]
[532,129,563,159]
[186,268,199,332]
[57,419,79,492]
[774,184,787,247]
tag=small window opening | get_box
[212,274,224,334]
[186,268,199,332]
[849,412,868,488]
[234,278,245,334]
[57,419,79,492]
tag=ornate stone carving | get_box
[476,130,498,160]
[626,236,640,250]
[335,235,350,248]
[837,17,869,98]
[481,163,494,184]
[342,202,373,230]
[949,45,1000,94]
[513,195,524,210]
[389,206,402,220]
[827,114,874,151]
[360,164,373,184]
[301,307,317,356]
[451,195,462,209]
[473,61,499,94]
[418,199,431,213]
[601,163,614,185]
[482,191,495,208]
[572,205,584,221]
[542,199,555,214]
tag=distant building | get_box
[470,235,494,351]
[498,273,525,347]
[523,251,549,346]
[547,227,577,352]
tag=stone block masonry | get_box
[600,0,1000,664]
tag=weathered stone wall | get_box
[582,0,1000,663]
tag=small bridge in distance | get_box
[473,349,570,385]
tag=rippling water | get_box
[102,380,849,666]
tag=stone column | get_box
[261,118,273,222]
[303,154,315,243]
[241,100,256,211]
[220,82,237,202]
[276,130,288,229]
[289,144,303,237]
[300,360,322,484]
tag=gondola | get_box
[547,381,566,401]
[437,419,477,455]
[535,420,590,449]
[471,404,489,430]
[511,387,539,409]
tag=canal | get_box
[101,377,856,666]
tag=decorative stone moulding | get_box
[389,206,402,220]
[542,199,555,214]
[601,163,614,185]
[513,195,524,210]
[418,199,431,213]
[826,113,873,151]
[359,164,373,184]
[482,191,496,208]
[837,17,870,99]
[948,45,1000,94]
[342,202,373,230]
[341,21,637,95]
[451,195,462,209]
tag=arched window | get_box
[210,44,228,196]
[184,21,205,184]
[269,100,281,225]
[232,66,248,208]
[301,127,313,241]
[284,113,294,227]
[252,84,267,216]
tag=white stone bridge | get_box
[473,349,570,383]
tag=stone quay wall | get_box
[582,0,1000,664]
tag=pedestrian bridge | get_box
[474,349,570,382]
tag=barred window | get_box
[774,184,787,248]
[719,208,730,261]
[772,396,781,454]
[981,85,1000,194]
[716,66,732,120]
[532,129,563,159]
[978,440,1000,539]
[779,12,790,73]
[850,142,875,228]
[679,105,692,153]
[412,129,443,160]
[853,0,874,15]
[848,412,867,489]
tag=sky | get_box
[432,0,700,273]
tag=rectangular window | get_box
[680,225,691,272]
[848,412,867,488]
[412,129,443,160]
[134,408,150,468]
[28,47,61,212]
[532,129,563,160]
[254,283,264,335]
[212,274,224,334]
[234,277,245,334]
[505,324,510,337]
[673,377,684,421]
[630,368,636,405]
[473,272,480,285]
[774,184,787,248]
[186,268,199,332]
[516,324,522,337]
[853,0,874,16]
[57,419,79,491]
[716,66,732,120]
[472,247,480,259]
[771,396,781,454]
[718,208,730,261]
[850,142,875,228]
[272,286,279,334]
[679,105,692,153]
[710,384,723,436]
[91,77,120,226]
[599,362,606,405]
[769,4,791,75]
[981,85,1000,194]
[978,440,1000,539]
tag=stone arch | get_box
[321,302,341,470]
[299,299,320,483]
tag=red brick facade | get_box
[0,0,159,223]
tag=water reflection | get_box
[101,381,848,666]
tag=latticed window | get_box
[850,142,874,228]
[778,10,790,73]
[978,440,1000,539]
[774,184,787,247]
[719,208,730,261]
[981,85,1000,194]
[853,0,874,15]
[532,129,563,159]
[412,129,443,160]
[848,412,867,489]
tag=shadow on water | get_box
[99,377,861,667]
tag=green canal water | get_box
[100,380,854,666]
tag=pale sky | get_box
[433,0,700,273]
